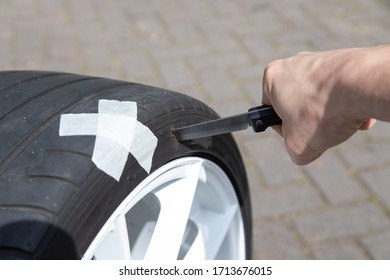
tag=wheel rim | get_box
[82,157,246,260]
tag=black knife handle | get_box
[248,105,282,132]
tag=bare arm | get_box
[262,45,390,165]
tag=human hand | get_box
[262,50,376,165]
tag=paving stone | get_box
[152,44,209,61]
[46,27,80,61]
[64,0,98,23]
[360,168,390,209]
[340,128,371,146]
[131,13,167,42]
[0,54,14,69]
[8,0,38,18]
[245,161,266,192]
[74,23,105,46]
[293,202,390,243]
[82,44,113,68]
[160,0,214,23]
[199,69,244,105]
[158,59,195,90]
[120,51,155,81]
[165,20,203,46]
[188,51,251,72]
[272,30,320,56]
[252,221,306,260]
[230,9,284,36]
[212,100,252,118]
[0,2,11,20]
[365,120,390,140]
[241,35,282,62]
[272,4,316,32]
[312,241,368,260]
[243,135,306,187]
[199,24,241,52]
[308,1,390,42]
[208,0,241,18]
[232,64,264,82]
[97,7,130,34]
[36,0,66,16]
[240,79,263,104]
[360,231,390,259]
[13,22,45,52]
[251,183,324,220]
[119,0,160,15]
[339,141,390,169]
[304,152,368,205]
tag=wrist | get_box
[334,48,374,122]
[340,46,390,122]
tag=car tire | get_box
[0,71,252,260]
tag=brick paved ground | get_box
[1,0,390,259]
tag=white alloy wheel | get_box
[82,157,246,260]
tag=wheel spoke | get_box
[93,214,131,260]
[183,226,206,260]
[191,204,239,259]
[144,161,203,260]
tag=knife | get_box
[172,105,282,141]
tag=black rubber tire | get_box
[0,71,252,259]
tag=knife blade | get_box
[172,105,282,141]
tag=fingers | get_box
[358,118,376,130]
[287,142,323,165]
[262,59,282,106]
[290,151,323,165]
[262,61,283,136]
[262,70,271,106]
[272,124,283,136]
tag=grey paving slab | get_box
[188,51,252,73]
[360,231,390,260]
[339,141,390,170]
[158,60,195,89]
[365,120,390,140]
[293,202,390,243]
[304,152,368,205]
[242,136,306,187]
[312,241,368,260]
[360,168,390,209]
[199,70,245,105]
[252,221,307,260]
[251,183,325,219]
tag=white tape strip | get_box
[92,100,138,180]
[131,121,158,174]
[59,113,98,136]
[59,100,158,181]
[95,100,137,149]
